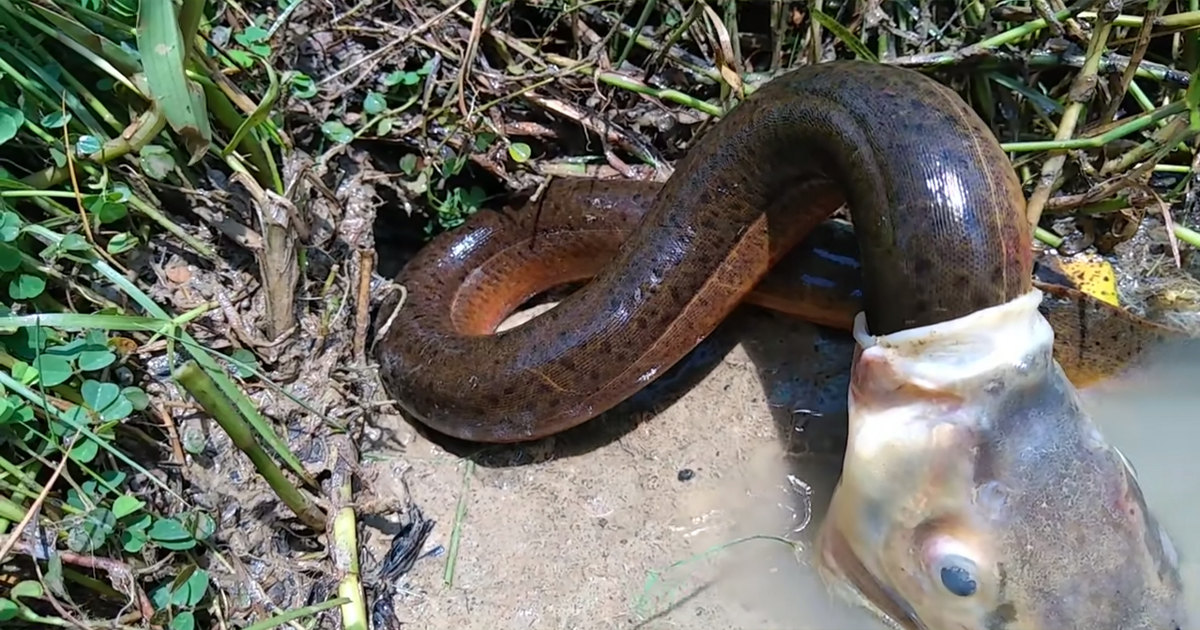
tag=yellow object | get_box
[1055,254,1121,307]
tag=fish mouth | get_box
[817,523,925,630]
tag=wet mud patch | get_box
[359,305,886,629]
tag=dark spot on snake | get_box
[972,289,996,311]
[990,264,1005,285]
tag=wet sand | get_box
[363,306,1199,629]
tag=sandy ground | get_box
[355,295,1200,630]
[361,306,887,630]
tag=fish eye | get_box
[936,554,979,597]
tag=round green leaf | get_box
[100,468,127,488]
[474,132,497,150]
[9,274,46,300]
[65,488,86,511]
[32,355,73,387]
[507,142,532,163]
[234,26,265,44]
[76,135,103,154]
[52,406,89,438]
[107,233,138,254]
[399,153,418,175]
[157,538,197,552]
[363,91,386,114]
[59,233,90,251]
[149,517,197,550]
[67,507,115,552]
[122,527,149,553]
[95,202,128,224]
[82,380,120,411]
[113,494,145,518]
[126,513,152,530]
[383,71,406,87]
[183,569,209,607]
[170,610,195,630]
[138,146,176,180]
[0,213,22,242]
[68,437,100,464]
[40,111,70,129]
[121,386,149,411]
[0,598,18,621]
[79,479,101,499]
[181,427,206,455]
[107,185,131,203]
[181,512,216,541]
[228,50,254,68]
[289,73,318,99]
[10,328,50,357]
[151,582,171,611]
[320,121,353,145]
[0,106,23,146]
[10,580,42,599]
[11,360,35,385]
[227,348,258,377]
[78,348,116,371]
[12,403,32,424]
[101,395,134,421]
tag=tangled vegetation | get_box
[0,0,1197,629]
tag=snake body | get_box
[377,61,1031,443]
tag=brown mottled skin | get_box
[379,61,1033,443]
[377,61,1189,629]
[382,175,1183,391]
[405,176,1180,389]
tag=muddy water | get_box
[1082,340,1200,622]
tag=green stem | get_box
[1001,101,1188,152]
[174,361,326,531]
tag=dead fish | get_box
[817,289,1188,630]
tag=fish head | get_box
[816,290,1188,630]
